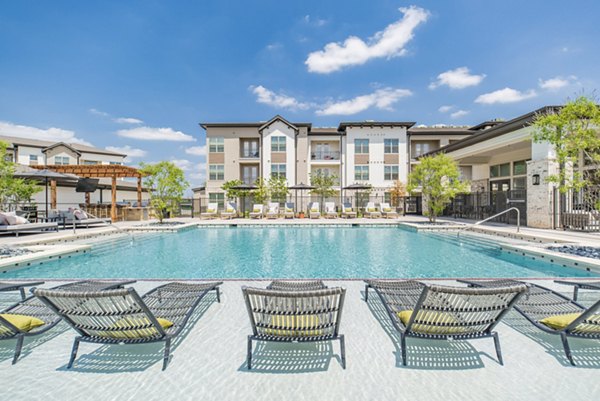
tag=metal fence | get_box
[440,190,527,226]
[555,186,600,231]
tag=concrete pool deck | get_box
[0,279,599,401]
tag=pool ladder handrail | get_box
[457,207,520,237]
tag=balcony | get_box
[311,150,340,161]
[240,150,260,159]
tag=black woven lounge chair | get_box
[242,286,346,369]
[554,279,600,301]
[0,280,136,364]
[33,281,222,370]
[266,280,327,291]
[458,279,600,366]
[365,279,527,366]
[0,280,45,300]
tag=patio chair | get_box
[308,202,321,219]
[242,286,346,369]
[33,281,222,370]
[220,202,237,220]
[324,202,337,219]
[249,204,264,219]
[364,202,382,219]
[0,280,45,300]
[267,280,327,291]
[365,279,526,366]
[283,202,295,219]
[0,211,59,236]
[458,279,600,366]
[380,202,399,219]
[341,202,356,219]
[266,202,280,219]
[0,280,136,364]
[201,203,218,219]
[554,279,600,301]
[48,209,111,228]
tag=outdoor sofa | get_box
[0,211,58,236]
[49,209,111,228]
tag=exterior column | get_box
[111,176,117,222]
[137,176,142,205]
[85,192,90,207]
[526,141,558,228]
[50,180,57,209]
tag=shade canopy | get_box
[288,182,315,190]
[342,183,372,190]
[230,184,258,190]
[13,166,77,182]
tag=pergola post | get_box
[50,180,57,209]
[111,176,117,222]
[137,176,142,205]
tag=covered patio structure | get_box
[31,164,144,222]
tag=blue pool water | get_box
[2,227,597,279]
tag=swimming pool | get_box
[2,227,597,279]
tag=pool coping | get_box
[0,244,91,273]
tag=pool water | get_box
[2,227,597,279]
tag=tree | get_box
[389,180,407,207]
[532,95,600,192]
[310,171,337,211]
[252,177,270,204]
[139,161,188,223]
[0,141,42,210]
[222,179,248,200]
[268,176,289,203]
[408,154,469,222]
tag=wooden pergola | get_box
[31,165,144,222]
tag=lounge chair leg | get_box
[573,287,579,301]
[67,337,81,368]
[247,337,253,370]
[19,287,26,301]
[492,332,503,365]
[560,333,575,366]
[162,338,171,371]
[339,335,346,369]
[215,287,221,303]
[12,335,24,364]
[364,284,369,302]
[400,334,407,366]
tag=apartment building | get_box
[200,115,477,203]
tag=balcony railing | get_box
[311,151,340,161]
[240,151,260,159]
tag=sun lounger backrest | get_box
[309,202,319,212]
[325,202,335,212]
[243,287,345,339]
[207,203,218,213]
[405,284,527,335]
[34,288,166,340]
[268,202,279,212]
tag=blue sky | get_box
[1,0,599,187]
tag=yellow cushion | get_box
[207,209,215,213]
[0,313,44,332]
[345,208,353,212]
[98,317,174,339]
[539,313,600,332]
[226,208,234,213]
[367,208,376,212]
[311,208,318,212]
[253,208,260,213]
[264,315,322,337]
[397,310,467,335]
[383,207,392,212]
[285,208,293,212]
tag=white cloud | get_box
[0,121,92,145]
[114,117,143,124]
[438,105,454,113]
[185,145,207,157]
[105,145,147,158]
[89,108,109,117]
[316,87,412,116]
[172,159,194,171]
[450,110,469,119]
[475,87,537,104]
[249,85,310,111]
[303,15,327,27]
[305,6,430,74]
[539,75,578,90]
[429,67,486,89]
[265,43,282,51]
[117,126,196,142]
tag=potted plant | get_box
[298,211,305,218]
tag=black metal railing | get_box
[441,190,527,226]
[311,151,341,161]
[556,186,600,231]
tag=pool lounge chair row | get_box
[3,278,596,370]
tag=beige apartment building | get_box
[200,115,484,205]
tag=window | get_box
[208,193,225,209]
[490,163,510,178]
[413,143,431,157]
[355,139,369,154]
[208,137,224,153]
[513,177,527,190]
[54,156,70,165]
[82,160,100,165]
[209,164,224,180]
[354,165,369,180]
[384,139,399,154]
[513,160,527,175]
[384,165,399,181]
[29,155,38,165]
[109,161,122,165]
[271,164,286,179]
[271,136,286,152]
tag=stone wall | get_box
[526,158,558,228]
[470,179,487,192]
